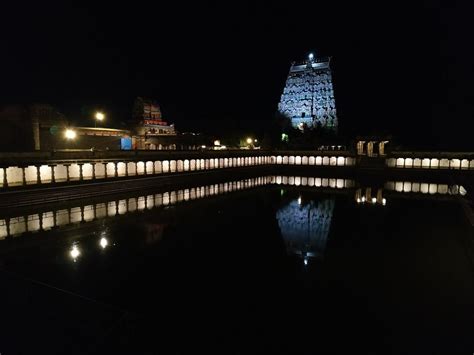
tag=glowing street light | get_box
[95,112,105,121]
[64,129,77,140]
[94,111,105,128]
[309,53,314,61]
[246,138,253,144]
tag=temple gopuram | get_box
[130,97,177,149]
[278,53,338,131]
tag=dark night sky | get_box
[1,1,473,149]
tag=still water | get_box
[0,175,473,354]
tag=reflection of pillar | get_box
[50,165,55,183]
[24,215,29,233]
[114,162,118,178]
[36,165,41,184]
[79,164,83,180]
[104,163,108,179]
[65,165,70,182]
[376,188,383,203]
[3,167,8,188]
[365,187,371,201]
[22,167,27,186]
[6,217,10,237]
[92,163,96,180]
[39,213,43,231]
[53,210,57,227]
[125,162,129,176]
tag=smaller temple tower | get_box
[278,53,337,131]
[130,97,177,149]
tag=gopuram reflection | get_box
[276,194,335,264]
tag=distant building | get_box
[278,53,338,131]
[130,97,177,149]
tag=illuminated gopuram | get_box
[276,197,335,262]
[278,53,337,131]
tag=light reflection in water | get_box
[100,237,108,249]
[70,243,80,261]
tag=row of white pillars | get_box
[0,154,357,188]
[387,157,474,170]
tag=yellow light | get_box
[95,112,105,121]
[361,196,366,202]
[64,129,77,140]
[214,140,220,146]
[246,138,252,144]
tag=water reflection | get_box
[70,243,80,261]
[0,175,467,241]
[276,195,335,262]
[100,237,108,249]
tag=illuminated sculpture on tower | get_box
[278,53,338,131]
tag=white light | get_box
[309,53,314,60]
[100,237,108,249]
[361,196,366,202]
[372,197,376,204]
[254,139,258,143]
[356,197,361,203]
[64,129,77,140]
[201,145,206,148]
[214,140,220,146]
[246,138,253,144]
[95,112,105,121]
[70,245,80,259]
[304,259,308,266]
[298,196,302,205]
[382,198,386,205]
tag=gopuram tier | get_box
[278,53,337,131]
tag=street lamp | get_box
[94,111,105,127]
[246,138,253,144]
[64,129,77,140]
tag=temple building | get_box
[278,53,338,131]
[130,97,177,149]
